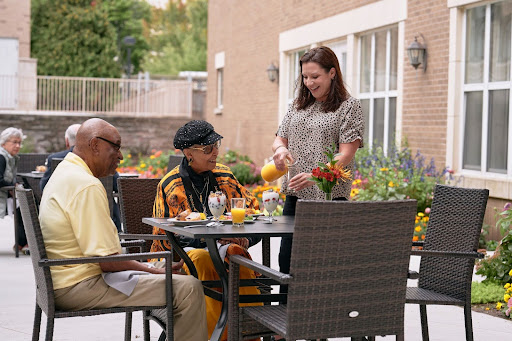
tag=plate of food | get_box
[168,210,209,226]
[219,215,256,224]
[31,171,44,174]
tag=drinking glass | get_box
[262,190,280,223]
[231,198,246,227]
[208,191,226,226]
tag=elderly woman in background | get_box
[151,120,261,341]
[0,127,28,254]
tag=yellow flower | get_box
[127,154,132,158]
[504,294,510,302]
[150,155,156,159]
[388,181,394,187]
[415,226,422,232]
[140,163,147,168]
[505,283,511,289]
[496,302,503,310]
[418,212,425,217]
[509,269,512,276]
[380,168,389,171]
[485,307,490,310]
[120,160,124,165]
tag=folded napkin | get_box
[102,270,150,296]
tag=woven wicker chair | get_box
[228,199,417,341]
[49,158,64,175]
[166,155,184,173]
[406,184,489,341]
[16,188,174,341]
[99,176,114,218]
[117,178,167,253]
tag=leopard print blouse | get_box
[276,97,364,200]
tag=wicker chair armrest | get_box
[120,240,146,248]
[408,270,420,279]
[0,185,15,192]
[119,233,168,241]
[39,251,172,267]
[412,241,424,247]
[410,249,484,259]
[230,255,292,284]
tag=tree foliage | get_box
[142,0,208,76]
[31,0,120,77]
[31,0,151,77]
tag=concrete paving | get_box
[1,215,510,340]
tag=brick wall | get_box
[402,0,450,168]
[0,0,31,57]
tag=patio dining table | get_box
[142,216,294,341]
[17,172,44,205]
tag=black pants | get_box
[279,195,347,299]
[16,207,27,246]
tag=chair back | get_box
[418,184,489,301]
[16,188,55,316]
[287,199,417,340]
[17,153,50,173]
[118,178,161,252]
[99,176,114,218]
[50,158,64,175]
[166,155,183,173]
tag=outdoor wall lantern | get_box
[407,34,427,72]
[266,62,279,83]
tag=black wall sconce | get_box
[407,34,427,72]
[266,62,279,83]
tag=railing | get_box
[0,75,193,117]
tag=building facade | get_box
[206,0,512,228]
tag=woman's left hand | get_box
[219,238,249,249]
[288,172,315,191]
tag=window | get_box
[287,48,307,106]
[358,27,398,153]
[462,1,511,174]
[217,68,223,110]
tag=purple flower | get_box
[504,203,511,211]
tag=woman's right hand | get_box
[273,147,294,171]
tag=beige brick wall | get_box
[402,0,450,168]
[0,0,31,58]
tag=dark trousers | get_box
[279,195,347,299]
[16,207,27,246]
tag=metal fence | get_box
[1,75,193,117]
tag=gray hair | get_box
[0,127,24,146]
[65,124,81,146]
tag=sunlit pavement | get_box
[1,215,510,340]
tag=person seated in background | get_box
[0,127,29,254]
[40,123,122,231]
[150,120,261,341]
[39,118,207,340]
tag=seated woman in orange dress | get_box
[151,120,261,341]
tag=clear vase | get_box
[324,192,332,201]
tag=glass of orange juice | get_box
[231,198,246,227]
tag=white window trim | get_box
[214,52,225,114]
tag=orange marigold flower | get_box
[412,236,419,241]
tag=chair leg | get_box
[124,312,132,341]
[420,304,429,341]
[397,333,404,341]
[464,304,474,341]
[32,304,42,341]
[158,330,166,341]
[45,317,54,341]
[143,311,151,341]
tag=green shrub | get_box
[219,150,262,186]
[471,281,506,304]
[352,143,449,213]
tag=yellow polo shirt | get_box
[39,152,122,290]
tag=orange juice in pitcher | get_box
[261,160,287,182]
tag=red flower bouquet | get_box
[309,143,352,199]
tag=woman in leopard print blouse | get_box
[272,46,365,280]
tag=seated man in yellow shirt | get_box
[39,118,208,341]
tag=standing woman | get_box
[0,127,28,254]
[272,46,364,278]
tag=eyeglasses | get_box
[189,140,221,154]
[95,136,121,151]
[6,140,22,146]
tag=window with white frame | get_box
[325,41,347,82]
[287,48,307,106]
[462,1,511,174]
[358,27,398,153]
[217,68,223,109]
